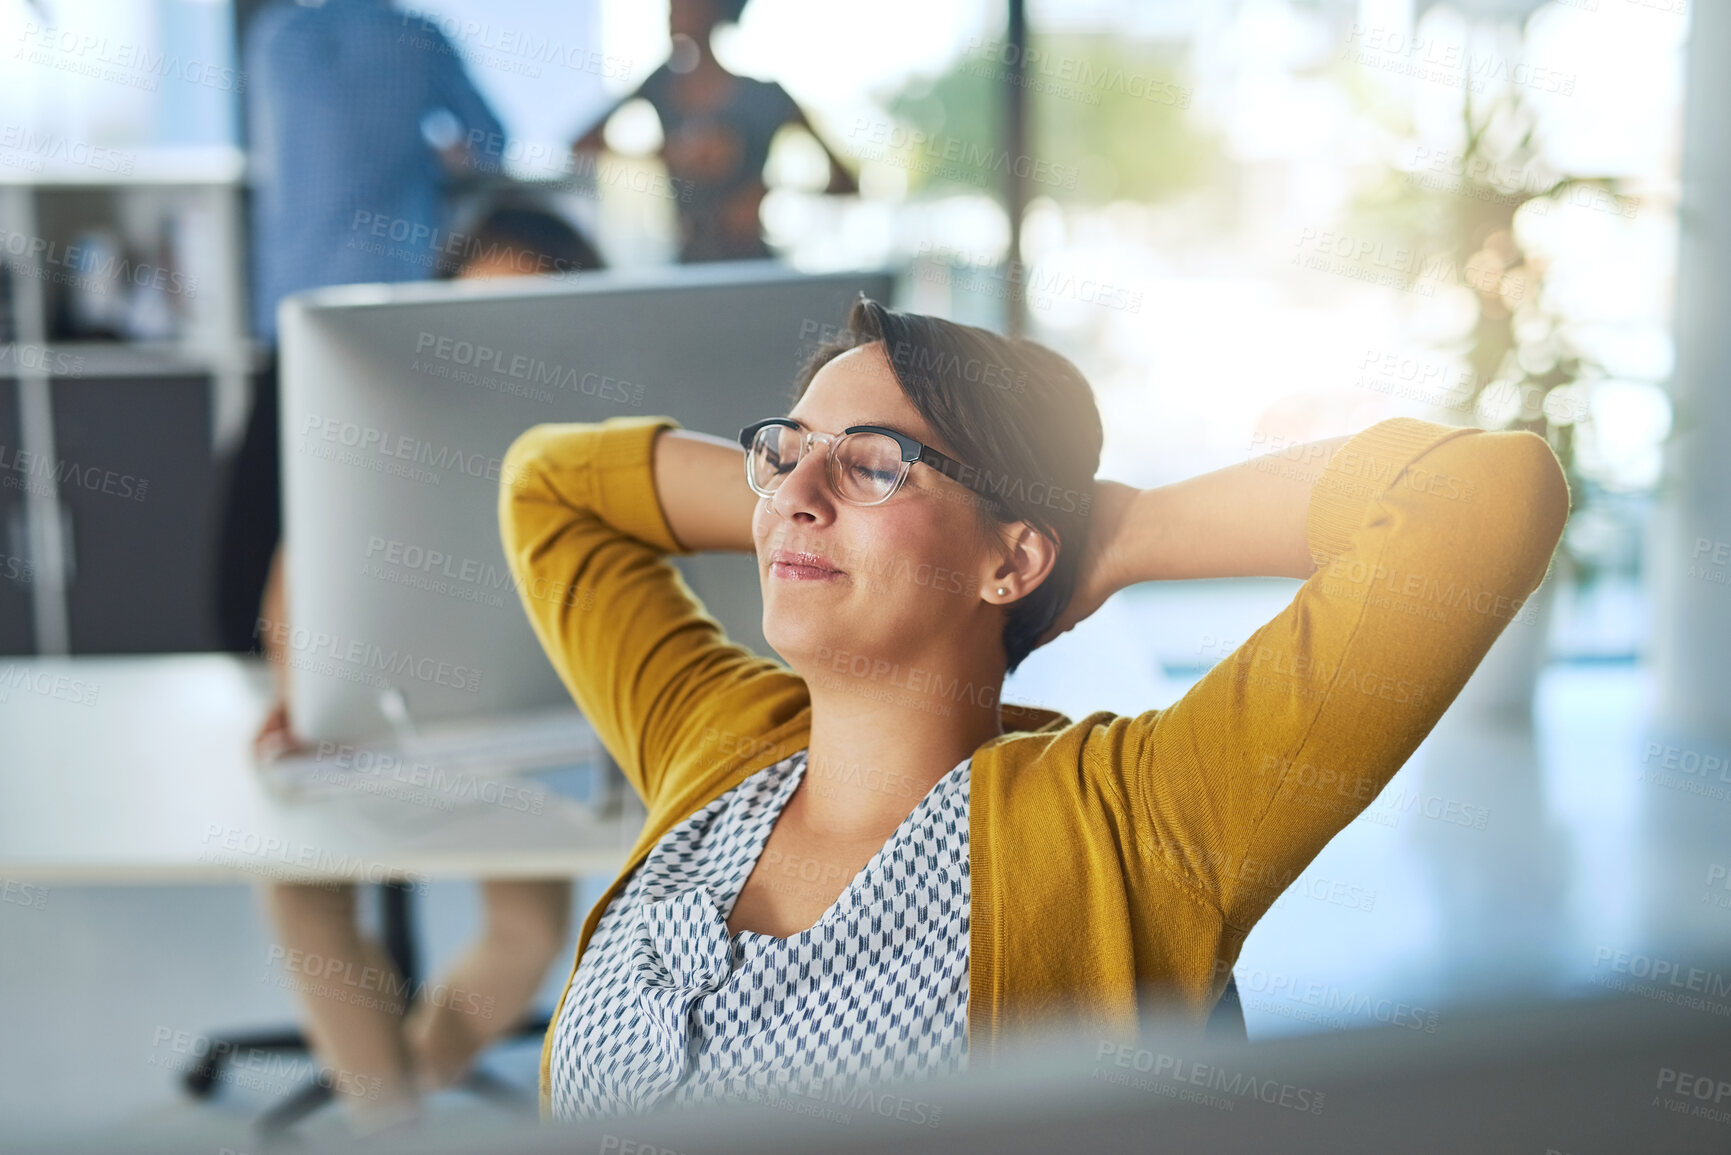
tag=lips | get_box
[770,548,843,577]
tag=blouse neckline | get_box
[724,749,971,953]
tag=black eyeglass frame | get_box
[737,417,1004,511]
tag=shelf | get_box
[0,147,246,188]
[0,340,266,380]
[1,163,255,655]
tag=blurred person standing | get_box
[569,0,856,264]
[215,0,507,656]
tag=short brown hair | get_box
[791,296,1103,674]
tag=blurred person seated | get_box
[569,0,857,263]
[439,198,607,279]
[252,206,604,1137]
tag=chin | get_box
[762,606,846,672]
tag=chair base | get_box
[182,878,549,1139]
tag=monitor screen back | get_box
[278,262,894,743]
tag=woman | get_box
[568,0,856,264]
[499,297,1568,1120]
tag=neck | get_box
[795,653,1005,840]
[667,32,722,76]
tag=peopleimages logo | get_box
[254,617,483,695]
[0,341,85,376]
[199,825,429,891]
[414,332,645,406]
[0,664,100,707]
[1589,946,1731,1015]
[758,1076,944,1128]
[1216,962,1441,1033]
[0,880,49,911]
[850,120,1079,190]
[0,443,149,502]
[364,534,594,611]
[310,739,547,815]
[397,13,633,81]
[0,227,197,298]
[962,37,1192,109]
[300,414,516,486]
[150,1027,381,1102]
[15,21,247,94]
[1653,1066,1731,1126]
[0,126,135,175]
[1094,1041,1326,1114]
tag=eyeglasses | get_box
[738,417,1001,510]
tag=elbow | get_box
[1504,429,1571,561]
[501,425,556,503]
[1455,429,1570,597]
[498,426,559,554]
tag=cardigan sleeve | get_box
[498,415,807,811]
[1100,417,1569,933]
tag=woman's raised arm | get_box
[1038,433,1355,645]
[1077,417,1568,933]
[1119,433,1356,582]
[650,428,759,554]
[499,418,803,811]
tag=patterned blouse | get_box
[548,748,972,1121]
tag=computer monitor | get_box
[277,262,895,744]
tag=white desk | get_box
[0,655,634,885]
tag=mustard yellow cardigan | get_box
[498,413,1569,1115]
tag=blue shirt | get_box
[245,0,504,343]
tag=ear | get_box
[988,519,1059,599]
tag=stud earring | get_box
[996,587,1008,597]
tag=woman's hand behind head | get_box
[1033,479,1141,649]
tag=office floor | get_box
[3,578,1718,1147]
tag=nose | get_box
[769,434,835,523]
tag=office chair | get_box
[180,879,550,1139]
[1207,972,1248,1042]
[181,755,630,1140]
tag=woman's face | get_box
[752,342,1007,677]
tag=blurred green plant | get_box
[1349,83,1640,580]
[881,34,1218,204]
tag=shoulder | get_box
[246,2,305,51]
[636,62,677,105]
[748,78,802,121]
[972,707,1139,807]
